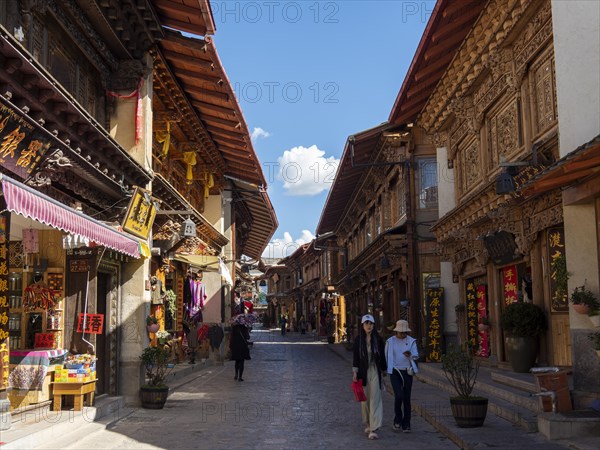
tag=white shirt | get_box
[385,335,418,374]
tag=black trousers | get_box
[235,359,245,376]
[390,369,413,429]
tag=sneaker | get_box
[393,423,401,430]
[402,427,411,433]
[364,427,370,434]
[368,432,378,440]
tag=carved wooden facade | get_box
[424,0,569,366]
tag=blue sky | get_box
[210,1,435,259]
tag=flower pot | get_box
[147,324,160,333]
[450,397,488,428]
[140,385,169,409]
[572,304,589,315]
[505,336,538,373]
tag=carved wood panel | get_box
[532,54,557,136]
[487,98,522,169]
[457,138,480,198]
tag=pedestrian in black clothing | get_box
[230,323,250,381]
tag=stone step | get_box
[1,395,126,449]
[491,370,538,394]
[417,363,539,432]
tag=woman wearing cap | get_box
[385,319,419,433]
[353,314,387,440]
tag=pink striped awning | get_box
[1,176,140,258]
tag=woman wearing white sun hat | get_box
[353,314,387,440]
[385,319,419,433]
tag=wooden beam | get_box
[155,0,202,17]
[163,49,213,69]
[213,134,247,148]
[201,113,240,129]
[158,17,207,36]
[414,52,454,82]
[425,30,469,61]
[184,84,230,103]
[172,67,222,85]
[205,123,245,140]
[191,100,236,116]
[432,8,480,43]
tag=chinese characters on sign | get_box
[77,313,105,334]
[465,281,478,351]
[0,102,51,179]
[476,285,489,358]
[425,287,444,362]
[548,227,568,312]
[122,187,157,239]
[502,265,518,305]
[34,332,55,349]
[0,210,10,390]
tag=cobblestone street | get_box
[45,329,455,449]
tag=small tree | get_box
[442,345,481,399]
[140,345,172,388]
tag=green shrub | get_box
[500,302,547,337]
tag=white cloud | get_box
[251,127,270,141]
[276,145,340,196]
[262,230,315,260]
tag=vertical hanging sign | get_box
[502,265,518,305]
[548,227,568,312]
[425,287,444,362]
[465,280,478,351]
[0,206,10,390]
[476,285,489,357]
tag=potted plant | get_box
[146,315,159,333]
[139,345,172,409]
[441,344,488,428]
[163,289,177,320]
[500,302,547,373]
[588,331,600,358]
[156,330,171,345]
[570,285,599,315]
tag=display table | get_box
[51,380,96,411]
[8,349,67,409]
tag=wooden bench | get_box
[52,380,96,411]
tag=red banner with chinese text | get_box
[476,285,489,357]
[425,287,444,362]
[502,265,518,305]
[77,313,105,334]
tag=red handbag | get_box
[351,379,367,402]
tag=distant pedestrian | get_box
[353,314,387,440]
[280,315,287,336]
[230,323,250,381]
[299,316,307,335]
[385,319,419,433]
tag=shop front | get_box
[0,174,145,413]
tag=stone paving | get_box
[35,329,456,449]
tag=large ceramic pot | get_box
[505,336,538,373]
[450,397,488,428]
[140,386,169,409]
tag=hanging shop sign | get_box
[548,227,568,312]
[122,187,157,239]
[0,208,10,390]
[465,280,478,350]
[425,287,444,362]
[502,265,518,305]
[0,102,51,179]
[475,285,489,358]
[77,313,105,334]
[67,248,96,273]
[34,332,55,349]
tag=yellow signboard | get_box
[122,187,156,239]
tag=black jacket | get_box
[353,332,387,387]
[230,324,250,361]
